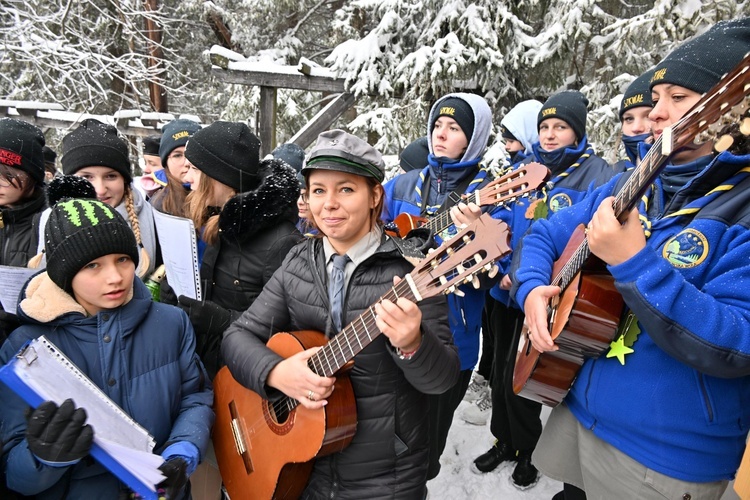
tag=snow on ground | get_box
[428,403,560,499]
[428,401,741,500]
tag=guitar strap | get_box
[419,168,478,217]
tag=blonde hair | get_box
[123,186,150,277]
[186,176,235,246]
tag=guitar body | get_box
[213,330,357,500]
[513,225,625,406]
[385,212,428,238]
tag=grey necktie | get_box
[329,253,350,332]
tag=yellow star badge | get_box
[607,336,634,365]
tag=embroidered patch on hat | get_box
[0,147,22,167]
[549,193,572,213]
[662,228,709,268]
[439,106,456,116]
[541,107,557,117]
[651,68,667,83]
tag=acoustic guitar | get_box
[513,53,750,407]
[213,213,511,499]
[385,162,549,238]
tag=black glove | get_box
[177,296,232,338]
[157,457,188,499]
[26,399,94,465]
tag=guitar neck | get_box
[307,279,418,377]
[423,191,480,236]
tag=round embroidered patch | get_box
[549,193,572,212]
[662,228,709,268]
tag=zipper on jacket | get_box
[698,373,714,422]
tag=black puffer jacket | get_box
[222,232,459,499]
[0,189,45,343]
[197,158,303,375]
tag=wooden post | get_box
[259,86,277,156]
[289,93,356,148]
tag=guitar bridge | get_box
[229,401,254,474]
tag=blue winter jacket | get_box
[490,137,614,306]
[512,150,750,482]
[0,273,214,498]
[383,93,493,370]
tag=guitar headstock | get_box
[476,162,550,208]
[407,213,510,300]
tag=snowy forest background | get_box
[1,0,748,168]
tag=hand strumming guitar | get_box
[375,276,423,355]
[523,285,561,353]
[587,197,646,266]
[266,347,336,409]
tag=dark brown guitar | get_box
[213,213,511,499]
[513,54,750,407]
[386,162,549,238]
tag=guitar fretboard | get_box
[307,279,417,378]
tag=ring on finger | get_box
[307,390,315,401]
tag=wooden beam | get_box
[212,66,346,93]
[258,86,277,156]
[289,92,356,148]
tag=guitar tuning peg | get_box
[427,248,436,254]
[471,276,480,289]
[453,287,465,297]
[714,133,734,152]
[487,264,499,279]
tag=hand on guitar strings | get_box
[449,201,482,229]
[524,285,562,352]
[587,197,646,266]
[266,347,336,409]
[375,276,423,355]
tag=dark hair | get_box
[0,163,37,200]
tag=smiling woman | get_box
[220,129,459,499]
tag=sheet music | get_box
[0,265,37,314]
[151,209,202,300]
[5,336,166,492]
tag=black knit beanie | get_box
[619,70,654,120]
[46,175,97,207]
[538,90,589,143]
[500,125,520,142]
[159,119,201,165]
[142,136,161,157]
[61,119,132,183]
[400,136,429,172]
[432,97,475,143]
[0,118,46,186]
[271,143,305,173]
[184,121,261,193]
[650,17,750,95]
[45,198,139,294]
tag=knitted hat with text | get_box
[650,17,750,94]
[0,118,46,186]
[159,119,201,165]
[619,69,654,120]
[538,90,589,142]
[45,198,138,294]
[430,96,475,144]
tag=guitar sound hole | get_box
[269,398,291,424]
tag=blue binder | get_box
[0,337,162,500]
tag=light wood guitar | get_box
[513,53,750,407]
[214,213,511,499]
[385,162,549,238]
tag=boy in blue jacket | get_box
[0,198,214,499]
[515,17,750,499]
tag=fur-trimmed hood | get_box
[18,271,137,323]
[219,157,300,239]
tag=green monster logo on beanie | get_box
[59,199,116,228]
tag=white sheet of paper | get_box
[0,265,37,314]
[97,439,166,491]
[151,209,202,300]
